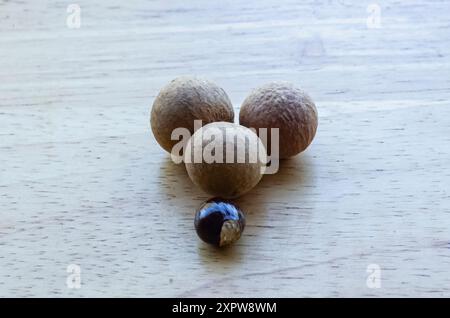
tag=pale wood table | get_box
[1,0,449,297]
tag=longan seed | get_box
[195,198,245,247]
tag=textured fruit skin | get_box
[194,198,245,247]
[151,76,234,153]
[239,82,318,159]
[185,122,267,199]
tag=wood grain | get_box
[1,0,450,297]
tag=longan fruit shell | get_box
[151,76,234,153]
[239,82,318,159]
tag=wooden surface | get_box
[1,0,450,297]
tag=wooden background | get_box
[1,0,450,297]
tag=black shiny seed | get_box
[194,198,245,247]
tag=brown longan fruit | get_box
[184,122,267,199]
[151,76,234,154]
[239,82,318,159]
